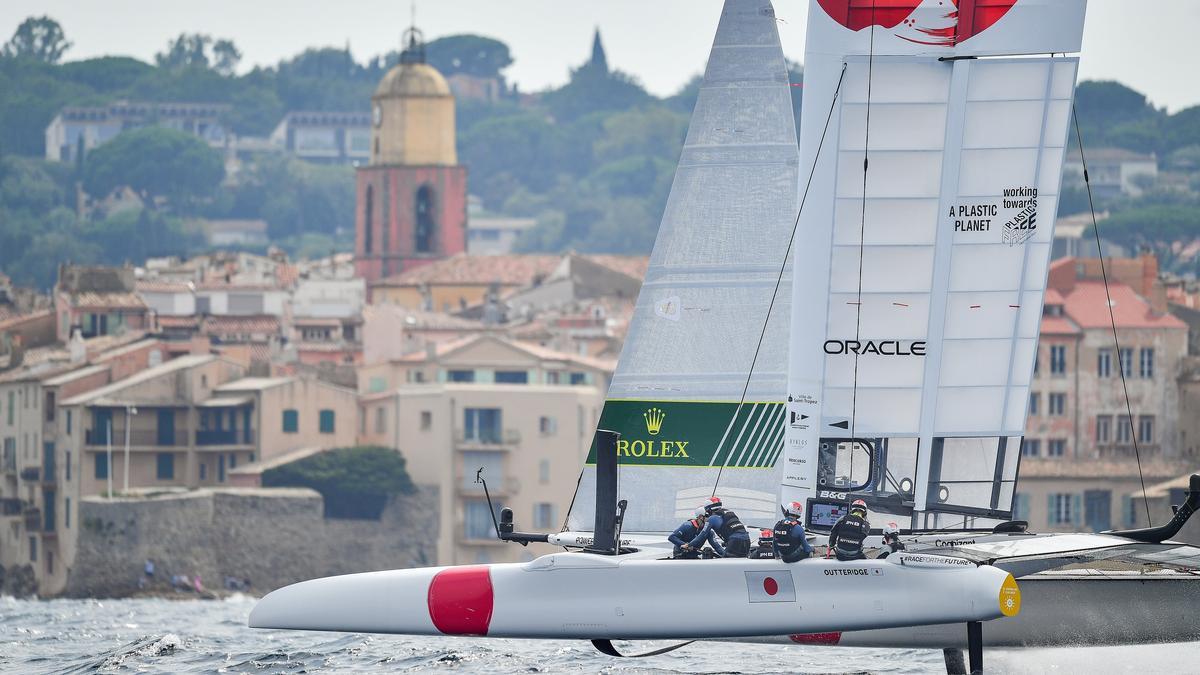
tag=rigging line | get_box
[849,5,878,490]
[1071,103,1152,527]
[711,63,849,496]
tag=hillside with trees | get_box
[2,16,1200,287]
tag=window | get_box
[1021,439,1040,457]
[1119,347,1133,377]
[1049,493,1077,525]
[65,497,70,529]
[1028,393,1039,416]
[494,370,528,385]
[1125,495,1140,527]
[1116,415,1133,443]
[230,453,237,469]
[1048,393,1065,416]
[6,391,12,424]
[1096,415,1112,443]
[1140,348,1154,378]
[95,453,108,480]
[45,392,55,422]
[1048,439,1066,457]
[420,411,432,431]
[1097,349,1112,378]
[539,459,551,484]
[539,416,557,435]
[463,451,504,490]
[369,376,386,393]
[1139,415,1155,444]
[1012,493,1030,521]
[447,369,475,383]
[65,450,71,481]
[319,410,335,433]
[533,503,555,529]
[375,407,386,434]
[200,462,207,481]
[282,409,298,433]
[415,185,437,254]
[66,410,72,435]
[464,500,499,540]
[29,536,36,562]
[156,453,175,480]
[1049,345,1066,375]
[569,372,587,386]
[463,408,502,444]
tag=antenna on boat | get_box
[710,63,850,496]
[1071,104,1153,527]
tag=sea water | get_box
[0,594,1194,674]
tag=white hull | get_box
[249,553,1014,639]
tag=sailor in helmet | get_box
[702,496,751,557]
[877,522,906,559]
[773,501,815,563]
[668,507,724,559]
[828,498,871,561]
[749,529,776,559]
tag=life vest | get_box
[773,518,803,558]
[833,514,869,557]
[713,509,746,541]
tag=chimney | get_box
[68,326,86,364]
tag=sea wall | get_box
[63,485,437,598]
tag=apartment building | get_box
[357,334,612,565]
[1026,257,1188,460]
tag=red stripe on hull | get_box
[789,632,843,645]
[427,566,494,636]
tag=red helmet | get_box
[782,501,803,518]
[760,528,774,539]
[850,499,868,516]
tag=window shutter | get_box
[1120,495,1132,527]
[1072,494,1083,527]
[1047,494,1056,524]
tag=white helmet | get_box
[693,507,707,519]
[782,500,803,519]
[883,522,900,536]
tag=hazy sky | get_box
[4,1,1199,112]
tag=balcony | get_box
[86,428,190,447]
[23,508,40,531]
[0,498,22,516]
[2,449,14,475]
[453,428,521,447]
[19,467,39,482]
[196,429,255,446]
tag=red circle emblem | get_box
[763,577,779,596]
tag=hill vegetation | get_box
[2,16,1200,287]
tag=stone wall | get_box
[63,485,437,598]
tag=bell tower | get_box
[355,27,467,282]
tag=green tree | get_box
[425,34,512,79]
[2,16,71,63]
[212,39,241,77]
[81,126,224,208]
[262,446,416,519]
[155,33,213,70]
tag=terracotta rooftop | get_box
[373,253,651,288]
[70,291,147,310]
[157,315,199,329]
[1061,281,1186,330]
[1040,315,1081,336]
[136,281,192,293]
[203,315,281,335]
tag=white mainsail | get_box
[782,0,1088,527]
[567,0,800,534]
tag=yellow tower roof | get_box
[374,62,451,99]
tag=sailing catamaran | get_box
[251,0,1200,670]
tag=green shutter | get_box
[1120,495,1132,527]
[319,409,335,433]
[1072,494,1083,527]
[282,409,298,433]
[1047,494,1056,524]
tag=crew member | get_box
[669,508,723,559]
[773,501,814,563]
[828,499,871,561]
[704,497,751,557]
[750,529,776,559]
[877,522,905,559]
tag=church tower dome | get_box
[370,28,457,166]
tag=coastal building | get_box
[1026,255,1188,460]
[356,334,612,565]
[355,28,467,282]
[44,101,231,163]
[54,265,151,342]
[269,111,371,164]
[1063,147,1158,198]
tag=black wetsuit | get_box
[750,535,776,559]
[829,513,870,561]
